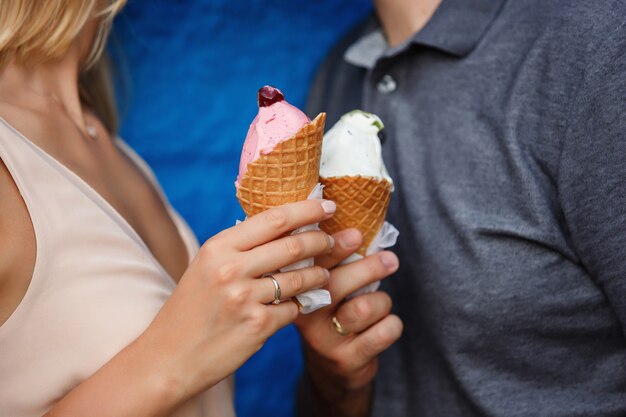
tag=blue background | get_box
[112,1,371,416]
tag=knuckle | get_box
[224,284,250,306]
[374,327,393,346]
[246,307,273,336]
[266,208,288,230]
[354,299,372,320]
[198,241,219,261]
[285,236,305,258]
[377,252,398,275]
[341,304,360,326]
[314,266,330,286]
[368,258,386,278]
[362,255,384,276]
[288,270,305,293]
[374,318,403,346]
[317,231,333,252]
[214,262,240,284]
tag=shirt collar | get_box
[345,0,506,69]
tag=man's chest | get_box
[358,49,621,339]
[362,51,567,236]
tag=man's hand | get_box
[295,228,403,417]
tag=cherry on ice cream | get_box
[258,85,285,107]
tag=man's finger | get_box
[345,314,403,371]
[315,228,363,269]
[327,251,399,302]
[333,292,392,335]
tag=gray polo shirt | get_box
[306,0,626,416]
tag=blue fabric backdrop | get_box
[112,1,371,416]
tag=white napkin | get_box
[279,183,331,314]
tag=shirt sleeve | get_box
[557,25,626,331]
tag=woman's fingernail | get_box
[321,200,336,214]
[323,268,330,278]
[327,235,335,249]
[339,229,361,248]
[380,252,399,270]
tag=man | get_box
[300,0,626,415]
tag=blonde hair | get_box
[0,1,127,133]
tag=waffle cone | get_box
[320,176,392,256]
[237,113,326,217]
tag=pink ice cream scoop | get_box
[236,86,310,185]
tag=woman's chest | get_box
[42,131,191,281]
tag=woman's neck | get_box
[374,0,443,47]
[0,43,84,123]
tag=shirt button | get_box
[377,74,397,94]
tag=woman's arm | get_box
[44,334,185,417]
[43,199,337,416]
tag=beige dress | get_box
[0,117,235,417]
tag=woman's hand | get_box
[295,228,403,417]
[46,199,336,417]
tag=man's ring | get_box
[332,316,350,336]
[266,275,281,305]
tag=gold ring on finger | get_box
[332,316,351,336]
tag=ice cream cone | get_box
[320,175,392,256]
[237,113,326,217]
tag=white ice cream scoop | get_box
[320,110,394,187]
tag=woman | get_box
[0,1,403,416]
